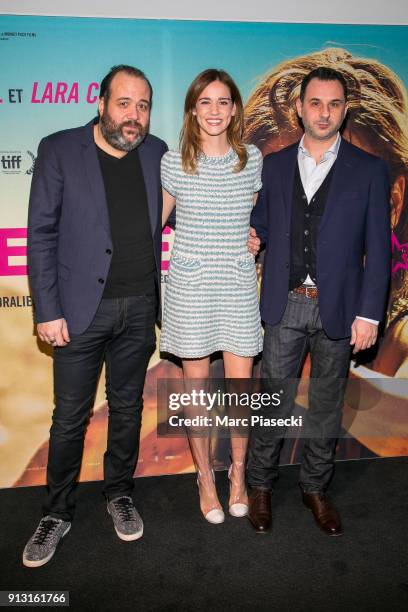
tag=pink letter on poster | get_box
[0,228,28,276]
[161,226,172,271]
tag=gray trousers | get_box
[248,291,351,493]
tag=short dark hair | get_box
[300,67,348,101]
[99,64,152,101]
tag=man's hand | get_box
[247,227,261,257]
[350,318,378,354]
[37,318,70,347]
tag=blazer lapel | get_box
[318,138,354,235]
[138,137,158,235]
[81,121,111,235]
[280,143,299,229]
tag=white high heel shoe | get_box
[197,469,225,524]
[228,463,249,518]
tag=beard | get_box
[99,110,148,152]
[303,117,343,142]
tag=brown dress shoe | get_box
[302,492,343,536]
[248,488,271,533]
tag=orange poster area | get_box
[2,287,406,490]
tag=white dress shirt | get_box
[297,133,378,325]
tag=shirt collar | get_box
[298,132,341,160]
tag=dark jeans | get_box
[44,295,157,521]
[248,291,351,493]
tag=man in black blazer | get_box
[247,68,390,536]
[24,65,167,567]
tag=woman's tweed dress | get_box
[160,145,263,358]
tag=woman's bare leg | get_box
[223,352,253,510]
[182,357,223,519]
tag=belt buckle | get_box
[305,286,317,298]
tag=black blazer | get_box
[28,120,167,334]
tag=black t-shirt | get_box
[97,145,156,298]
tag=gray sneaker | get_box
[22,516,71,567]
[107,496,143,541]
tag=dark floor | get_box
[0,457,407,612]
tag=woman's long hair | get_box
[180,68,247,174]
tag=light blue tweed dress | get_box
[160,144,263,358]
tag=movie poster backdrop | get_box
[0,16,407,487]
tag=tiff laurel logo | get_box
[0,150,36,175]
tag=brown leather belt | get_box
[293,285,318,299]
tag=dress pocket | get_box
[235,254,256,286]
[168,253,202,287]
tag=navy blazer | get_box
[251,138,391,339]
[28,120,167,334]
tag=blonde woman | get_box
[161,69,263,524]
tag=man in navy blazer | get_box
[24,65,167,567]
[247,68,390,536]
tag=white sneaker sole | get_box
[113,525,144,541]
[22,523,71,568]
